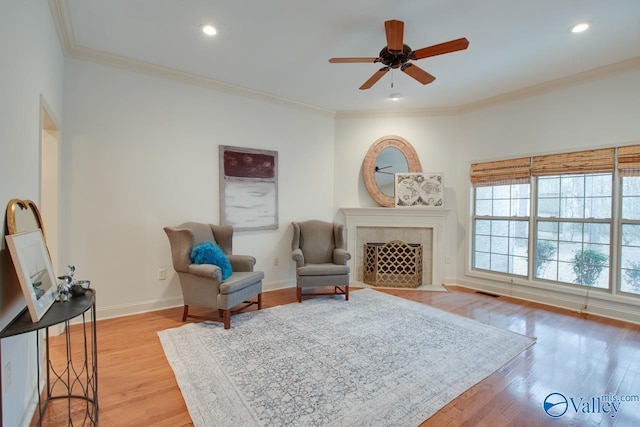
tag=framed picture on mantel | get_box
[395,172,444,207]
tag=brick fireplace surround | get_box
[341,207,449,287]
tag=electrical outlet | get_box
[5,362,11,390]
[158,269,167,280]
[273,257,279,266]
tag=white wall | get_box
[334,114,465,280]
[452,67,640,321]
[334,66,640,321]
[61,59,336,317]
[455,68,640,266]
[0,2,65,426]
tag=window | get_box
[535,173,612,289]
[468,146,640,296]
[470,157,531,277]
[620,176,640,295]
[473,184,529,275]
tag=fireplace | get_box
[341,207,449,286]
[364,241,423,288]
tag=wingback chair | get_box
[291,220,351,302]
[164,222,263,329]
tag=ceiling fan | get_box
[329,20,469,90]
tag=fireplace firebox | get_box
[364,240,423,288]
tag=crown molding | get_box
[48,0,74,55]
[66,45,336,118]
[48,0,335,118]
[335,106,460,119]
[335,56,640,119]
[458,56,640,114]
[49,0,639,120]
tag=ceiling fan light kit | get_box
[571,22,591,33]
[201,24,217,36]
[329,19,469,90]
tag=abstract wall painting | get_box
[219,145,278,230]
[394,172,444,207]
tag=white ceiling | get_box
[60,0,640,113]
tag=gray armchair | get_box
[164,222,263,329]
[291,220,351,302]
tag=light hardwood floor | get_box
[39,286,640,426]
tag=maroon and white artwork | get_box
[219,145,278,230]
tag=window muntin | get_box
[473,184,529,276]
[537,174,611,219]
[535,220,610,288]
[622,176,640,220]
[471,147,640,299]
[534,173,612,289]
[620,176,640,295]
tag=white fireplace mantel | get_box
[340,207,450,286]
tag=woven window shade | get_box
[532,148,614,176]
[470,157,531,187]
[618,145,640,177]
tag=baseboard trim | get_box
[454,277,640,325]
[93,280,297,321]
[96,296,184,321]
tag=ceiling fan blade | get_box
[359,67,389,90]
[411,38,469,60]
[385,20,404,51]
[401,63,436,85]
[329,57,379,63]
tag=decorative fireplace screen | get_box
[364,240,423,288]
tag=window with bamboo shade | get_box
[531,148,614,176]
[618,145,640,177]
[469,144,640,296]
[470,157,531,187]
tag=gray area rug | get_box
[158,288,535,427]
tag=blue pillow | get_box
[191,242,233,280]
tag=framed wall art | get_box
[5,229,57,322]
[219,145,278,231]
[395,172,444,207]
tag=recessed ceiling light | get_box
[389,93,401,101]
[571,22,591,33]
[201,25,217,36]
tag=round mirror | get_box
[375,147,408,196]
[363,135,422,207]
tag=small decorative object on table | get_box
[57,265,91,301]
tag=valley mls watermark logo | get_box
[543,393,569,417]
[543,392,640,419]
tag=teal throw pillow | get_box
[191,242,233,280]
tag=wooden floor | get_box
[39,286,640,426]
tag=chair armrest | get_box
[292,248,305,268]
[333,248,351,265]
[227,254,256,272]
[188,263,223,282]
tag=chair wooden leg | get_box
[182,305,189,322]
[297,287,302,303]
[222,310,231,329]
[257,293,263,309]
[345,285,349,301]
